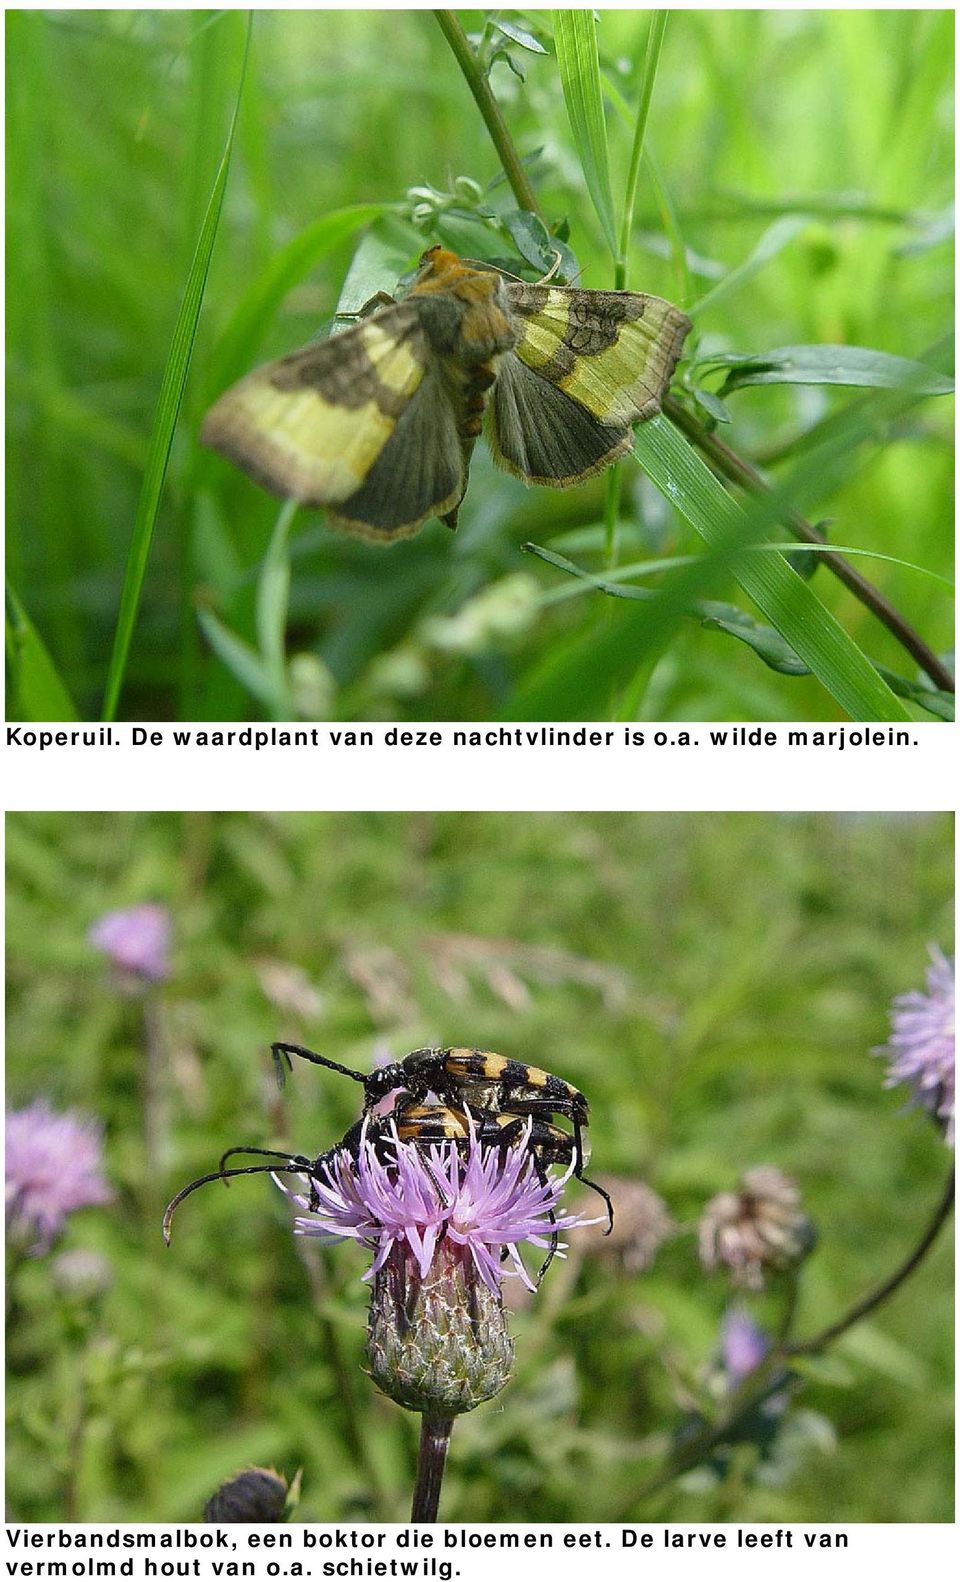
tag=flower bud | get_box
[204,1467,289,1522]
[366,1239,514,1415]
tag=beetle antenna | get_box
[162,1163,314,1245]
[218,1144,314,1174]
[271,1042,368,1091]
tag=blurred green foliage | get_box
[5,9,953,721]
[6,810,954,1520]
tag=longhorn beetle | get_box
[271,1041,613,1234]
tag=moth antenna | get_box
[535,250,563,286]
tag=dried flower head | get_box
[277,1115,596,1414]
[89,903,171,985]
[699,1166,815,1291]
[875,947,954,1147]
[580,1175,671,1273]
[6,1100,113,1252]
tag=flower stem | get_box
[411,1413,454,1522]
[433,12,542,217]
[633,1165,955,1508]
[784,1166,954,1357]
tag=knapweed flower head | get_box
[89,903,171,985]
[277,1115,596,1414]
[6,1100,113,1252]
[582,1175,672,1273]
[874,947,954,1147]
[280,1113,590,1294]
[699,1166,815,1291]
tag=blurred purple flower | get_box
[875,947,955,1147]
[277,1114,595,1293]
[89,903,171,984]
[6,1100,113,1251]
[721,1305,769,1386]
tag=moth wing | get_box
[488,284,690,486]
[487,353,634,487]
[327,367,466,541]
[201,303,434,513]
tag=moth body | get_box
[202,244,691,541]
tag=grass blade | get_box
[617,11,668,284]
[554,11,618,258]
[101,13,252,723]
[631,416,911,721]
[255,500,299,720]
[6,582,79,721]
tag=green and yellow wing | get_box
[488,283,691,487]
[202,303,466,540]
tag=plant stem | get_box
[433,12,542,216]
[616,11,668,290]
[664,395,954,693]
[411,1413,454,1522]
[784,1166,954,1357]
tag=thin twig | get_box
[411,1413,454,1522]
[664,395,954,693]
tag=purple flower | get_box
[6,1100,113,1251]
[89,903,171,984]
[875,947,954,1146]
[277,1114,595,1294]
[721,1305,769,1386]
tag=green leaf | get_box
[692,387,734,424]
[255,500,299,720]
[528,545,953,717]
[631,415,912,722]
[100,13,252,723]
[877,666,955,721]
[6,582,78,721]
[703,344,955,396]
[502,209,579,280]
[334,216,423,317]
[524,542,655,602]
[553,11,618,258]
[494,20,548,54]
[697,601,811,675]
[196,606,279,713]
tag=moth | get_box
[201,245,692,542]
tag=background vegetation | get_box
[5,9,954,723]
[6,810,954,1520]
